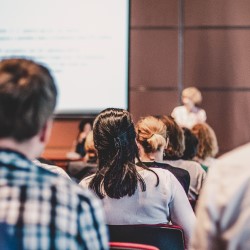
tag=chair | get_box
[108,224,185,250]
[109,242,159,250]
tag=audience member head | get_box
[0,59,57,159]
[84,130,97,161]
[158,115,185,160]
[78,118,93,135]
[0,58,57,158]
[135,116,167,161]
[89,108,146,199]
[182,87,202,108]
[182,127,198,160]
[74,118,93,157]
[192,123,219,160]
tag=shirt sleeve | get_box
[168,174,196,246]
[189,167,221,250]
[197,109,207,123]
[78,190,109,250]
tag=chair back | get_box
[108,224,185,250]
[109,241,159,250]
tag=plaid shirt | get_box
[0,149,109,250]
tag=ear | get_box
[39,119,53,144]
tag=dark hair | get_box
[182,128,198,160]
[78,118,93,132]
[89,108,158,199]
[158,115,185,160]
[0,58,57,141]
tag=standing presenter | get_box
[171,87,207,129]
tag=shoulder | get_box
[33,161,96,204]
[155,162,190,178]
[211,143,250,177]
[197,108,207,119]
[34,160,71,179]
[172,106,185,114]
[79,174,95,188]
[182,159,204,169]
[143,168,179,185]
[218,143,250,165]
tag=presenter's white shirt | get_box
[171,105,207,129]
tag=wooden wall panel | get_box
[130,90,179,122]
[130,30,178,87]
[43,119,81,158]
[201,91,250,153]
[185,0,250,26]
[131,0,178,26]
[184,30,250,88]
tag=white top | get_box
[80,168,195,245]
[164,159,206,201]
[171,105,207,129]
[33,159,71,180]
[190,143,250,250]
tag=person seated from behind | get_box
[191,123,219,171]
[135,115,190,195]
[172,87,207,129]
[182,127,199,161]
[75,119,93,156]
[0,58,108,249]
[68,131,98,183]
[159,115,206,201]
[67,118,93,159]
[80,108,195,245]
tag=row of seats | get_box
[108,224,185,250]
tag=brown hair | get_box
[0,58,57,142]
[136,116,167,154]
[89,108,159,199]
[192,123,219,160]
[158,115,185,160]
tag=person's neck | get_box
[140,152,163,163]
[0,137,42,160]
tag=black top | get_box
[137,161,190,195]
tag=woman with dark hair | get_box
[159,115,206,201]
[80,108,195,245]
[182,127,199,160]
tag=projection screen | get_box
[0,0,129,116]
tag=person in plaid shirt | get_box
[0,58,108,250]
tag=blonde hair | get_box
[182,87,202,105]
[192,123,219,160]
[136,116,167,154]
[84,130,96,154]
